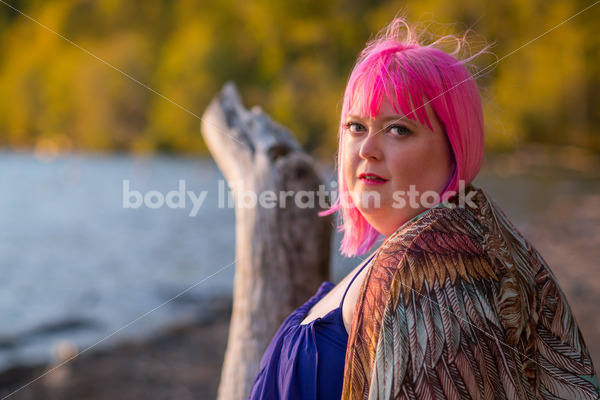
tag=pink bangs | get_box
[330,18,485,257]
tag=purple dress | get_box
[248,261,370,399]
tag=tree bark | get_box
[201,82,332,400]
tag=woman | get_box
[249,18,599,399]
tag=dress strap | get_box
[339,253,376,309]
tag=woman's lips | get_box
[358,173,388,185]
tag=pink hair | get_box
[330,18,486,257]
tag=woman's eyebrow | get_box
[344,114,418,127]
[345,114,366,121]
[345,114,411,121]
[380,115,415,125]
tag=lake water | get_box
[0,151,598,372]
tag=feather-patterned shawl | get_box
[342,186,599,399]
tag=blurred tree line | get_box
[0,0,598,156]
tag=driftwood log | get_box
[201,82,332,400]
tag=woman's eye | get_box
[388,125,411,136]
[345,123,366,134]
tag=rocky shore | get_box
[0,304,232,400]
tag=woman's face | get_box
[342,98,453,237]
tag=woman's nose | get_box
[358,131,383,160]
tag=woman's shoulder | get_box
[384,185,552,283]
[378,187,500,290]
